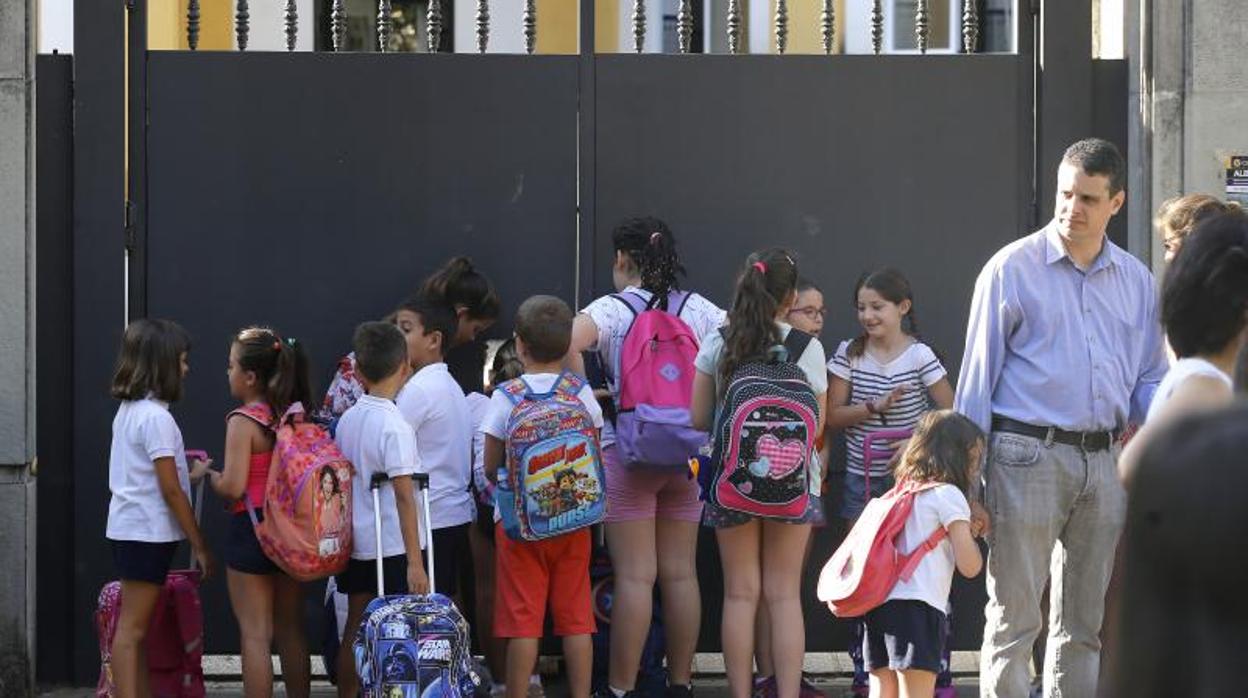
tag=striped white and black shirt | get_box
[828,340,946,476]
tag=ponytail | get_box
[419,256,501,322]
[611,217,685,308]
[720,249,798,384]
[233,327,314,418]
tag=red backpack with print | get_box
[245,402,355,581]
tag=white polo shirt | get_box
[396,363,476,530]
[335,395,424,559]
[106,397,192,543]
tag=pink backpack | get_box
[96,570,205,697]
[246,402,354,581]
[816,480,947,618]
[612,291,708,469]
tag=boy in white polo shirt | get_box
[395,293,476,603]
[333,321,429,698]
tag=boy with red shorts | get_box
[482,295,603,698]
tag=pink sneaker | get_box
[752,675,777,698]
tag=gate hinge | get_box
[124,200,136,253]
[125,0,137,11]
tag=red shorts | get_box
[493,523,595,639]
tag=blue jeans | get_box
[979,432,1126,698]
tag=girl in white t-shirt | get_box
[105,319,214,698]
[826,268,955,695]
[690,250,827,698]
[861,410,984,698]
[568,217,725,698]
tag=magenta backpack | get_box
[612,291,708,469]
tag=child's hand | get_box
[188,457,213,483]
[970,501,991,538]
[407,561,430,596]
[878,386,908,412]
[194,545,216,580]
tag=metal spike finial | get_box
[523,0,536,54]
[775,0,789,54]
[916,0,929,53]
[727,0,742,54]
[871,0,883,55]
[284,0,298,51]
[632,0,646,53]
[331,0,346,51]
[187,0,200,50]
[427,0,443,52]
[821,0,835,54]
[377,0,392,52]
[962,0,979,53]
[476,0,490,53]
[236,0,250,50]
[677,0,693,54]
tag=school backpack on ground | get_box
[590,543,667,696]
[816,480,947,618]
[612,291,708,469]
[496,373,607,541]
[709,330,819,520]
[354,473,486,698]
[96,485,206,698]
[245,401,354,581]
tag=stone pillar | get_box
[0,0,37,691]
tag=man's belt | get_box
[991,416,1117,452]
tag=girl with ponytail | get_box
[824,268,954,695]
[689,249,829,698]
[567,217,726,698]
[207,327,313,698]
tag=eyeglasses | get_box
[789,306,827,320]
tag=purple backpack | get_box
[612,291,708,470]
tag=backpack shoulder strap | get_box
[553,372,587,401]
[229,403,276,431]
[782,329,814,363]
[611,293,646,318]
[666,290,692,317]
[499,378,530,406]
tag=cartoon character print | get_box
[726,404,810,505]
[314,463,348,556]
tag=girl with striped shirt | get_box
[825,268,955,697]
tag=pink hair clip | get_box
[752,261,768,274]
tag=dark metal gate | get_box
[48,0,1128,683]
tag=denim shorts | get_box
[840,470,895,520]
[225,511,281,575]
[863,599,946,673]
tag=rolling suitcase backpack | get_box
[353,472,486,698]
[96,481,207,698]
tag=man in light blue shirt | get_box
[955,138,1167,697]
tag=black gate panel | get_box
[145,53,579,653]
[594,55,1033,651]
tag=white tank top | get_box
[1146,357,1233,423]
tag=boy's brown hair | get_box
[111,318,192,402]
[515,295,574,364]
[891,410,985,494]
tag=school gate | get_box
[38,0,1129,683]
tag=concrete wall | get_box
[0,0,37,692]
[1131,0,1248,274]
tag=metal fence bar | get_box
[678,0,693,53]
[821,0,834,54]
[285,0,298,51]
[632,0,645,53]
[236,0,249,50]
[187,0,199,50]
[332,0,346,51]
[428,0,443,52]
[476,0,489,53]
[775,0,788,54]
[871,0,882,54]
[916,0,928,53]
[377,0,392,52]
[727,0,742,54]
[524,0,536,54]
[962,0,979,53]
